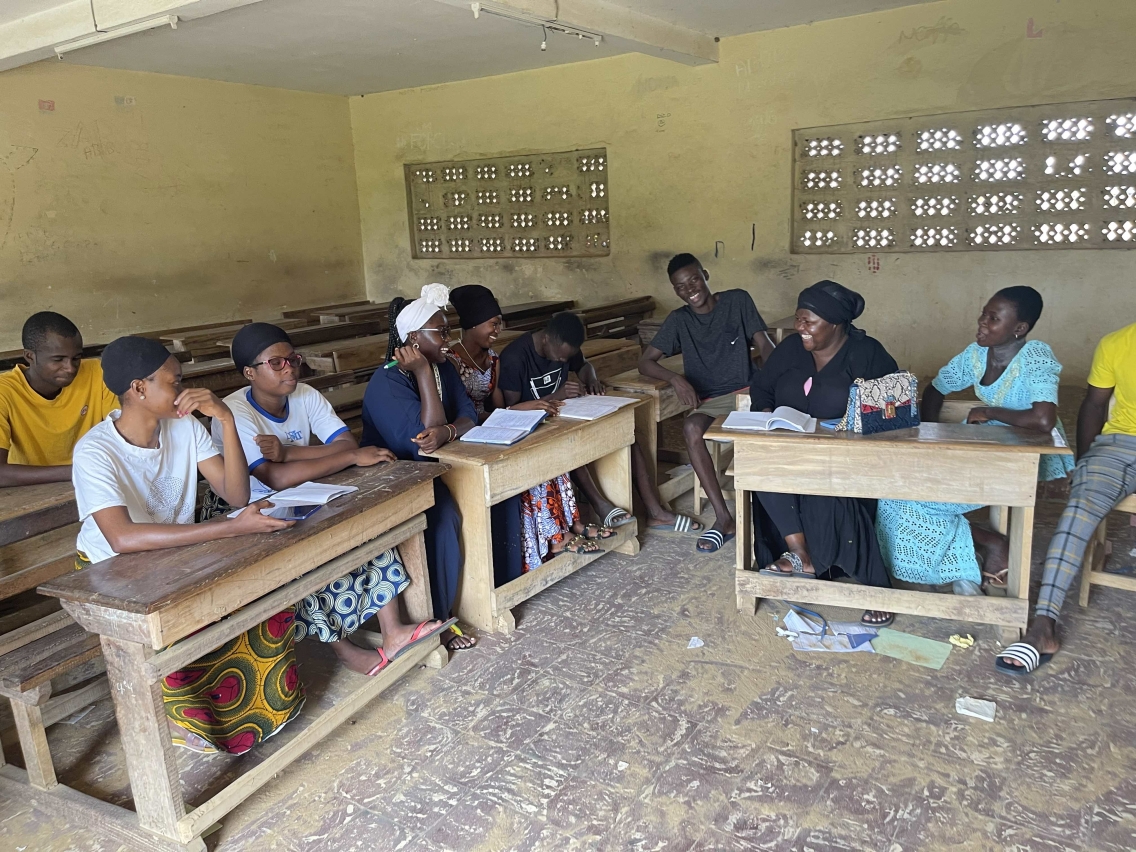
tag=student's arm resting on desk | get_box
[1076,385,1113,459]
[251,434,394,492]
[91,500,293,553]
[967,402,1057,432]
[0,449,72,486]
[638,345,699,407]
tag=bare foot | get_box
[972,524,1009,587]
[381,618,445,659]
[443,627,477,651]
[998,616,1060,668]
[861,610,893,626]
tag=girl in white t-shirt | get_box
[73,335,302,755]
[212,323,452,676]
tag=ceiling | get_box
[6,0,939,96]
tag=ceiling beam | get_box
[0,0,268,73]
[440,0,718,66]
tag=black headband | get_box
[449,285,502,330]
[231,323,293,371]
[797,280,865,326]
[101,336,172,395]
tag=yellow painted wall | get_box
[0,61,364,349]
[351,0,1136,382]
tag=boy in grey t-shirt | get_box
[639,253,775,552]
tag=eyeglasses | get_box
[251,354,304,371]
[415,327,452,338]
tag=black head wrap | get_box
[797,280,866,328]
[449,285,502,330]
[231,323,293,371]
[101,336,173,395]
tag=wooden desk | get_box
[426,404,640,635]
[0,482,76,550]
[281,300,370,321]
[768,315,796,344]
[709,421,1072,642]
[605,355,693,502]
[35,463,446,852]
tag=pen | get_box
[383,360,398,369]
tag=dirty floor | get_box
[2,488,1135,852]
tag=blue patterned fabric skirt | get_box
[294,549,409,643]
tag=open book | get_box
[227,481,360,517]
[460,408,547,446]
[722,407,817,433]
[556,395,637,421]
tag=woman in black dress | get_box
[749,280,898,626]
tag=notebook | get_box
[722,407,817,434]
[556,395,637,421]
[460,408,547,445]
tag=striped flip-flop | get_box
[604,508,634,528]
[648,514,704,534]
[696,529,734,553]
[994,642,1053,676]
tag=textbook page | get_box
[460,426,531,445]
[722,408,817,433]
[557,395,637,420]
[226,481,359,516]
[482,408,547,431]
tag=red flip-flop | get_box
[391,617,458,661]
[366,648,392,677]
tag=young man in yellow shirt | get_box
[0,312,118,487]
[997,321,1136,675]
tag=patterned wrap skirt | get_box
[202,489,409,642]
[520,473,580,572]
[75,553,304,756]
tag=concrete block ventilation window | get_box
[791,98,1136,252]
[405,148,610,259]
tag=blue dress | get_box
[877,339,1076,586]
[361,361,476,620]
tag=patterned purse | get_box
[836,371,920,434]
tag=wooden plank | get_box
[590,444,638,557]
[494,522,638,613]
[0,621,100,693]
[442,463,496,633]
[97,637,187,842]
[0,610,72,658]
[731,441,1040,506]
[143,515,426,682]
[580,339,640,380]
[282,300,370,320]
[296,334,389,374]
[268,319,386,348]
[41,675,110,727]
[138,319,252,341]
[0,524,79,597]
[0,483,77,549]
[500,300,574,321]
[12,699,55,788]
[735,572,1029,627]
[396,531,434,626]
[0,767,206,852]
[175,635,439,843]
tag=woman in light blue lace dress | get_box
[877,287,1075,594]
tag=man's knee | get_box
[683,414,710,445]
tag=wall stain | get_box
[894,16,965,49]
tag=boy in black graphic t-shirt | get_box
[640,253,775,553]
[500,312,704,534]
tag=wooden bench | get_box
[501,300,574,328]
[575,297,654,340]
[281,300,370,321]
[579,338,640,380]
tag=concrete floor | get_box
[2,487,1135,852]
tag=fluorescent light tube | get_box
[55,14,178,58]
[470,2,603,45]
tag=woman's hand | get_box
[412,426,451,454]
[175,388,230,421]
[394,344,430,375]
[229,500,295,534]
[669,375,700,408]
[966,406,992,424]
[511,399,562,416]
[255,434,287,462]
[353,446,396,466]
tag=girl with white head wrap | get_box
[393,283,452,343]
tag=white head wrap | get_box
[395,283,450,340]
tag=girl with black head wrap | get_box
[748,281,899,626]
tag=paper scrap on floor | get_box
[227,481,359,517]
[955,696,996,722]
[782,610,877,653]
[870,628,953,669]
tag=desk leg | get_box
[637,398,660,499]
[99,636,200,850]
[443,467,500,635]
[398,531,448,669]
[735,488,756,615]
[1001,505,1035,644]
[593,445,639,557]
